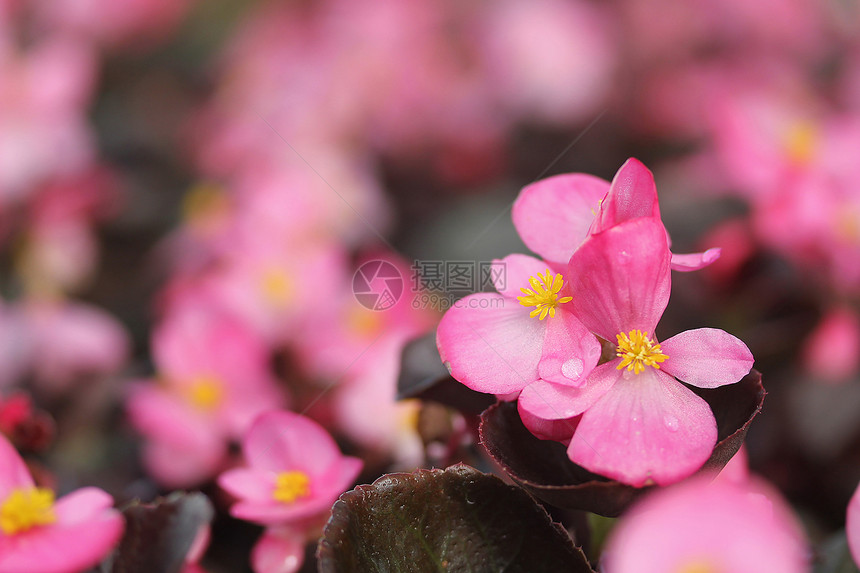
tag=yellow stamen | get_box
[676,559,718,573]
[0,487,57,535]
[517,269,573,320]
[615,330,668,374]
[260,267,294,308]
[182,183,231,232]
[273,471,311,504]
[346,306,383,337]
[185,376,224,410]
[784,122,817,165]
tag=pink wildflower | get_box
[849,481,860,568]
[603,476,808,573]
[524,218,753,486]
[437,253,601,400]
[218,410,362,526]
[802,306,860,384]
[512,158,721,273]
[0,435,123,573]
[128,305,284,487]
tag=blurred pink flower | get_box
[22,298,129,393]
[437,252,601,398]
[476,0,615,125]
[0,35,96,200]
[128,305,284,487]
[802,306,860,384]
[251,524,307,573]
[512,158,720,273]
[0,434,123,573]
[849,481,860,568]
[602,475,808,573]
[218,410,362,526]
[34,0,194,49]
[523,218,753,486]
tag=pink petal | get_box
[512,173,609,264]
[230,495,334,526]
[218,468,274,503]
[0,435,34,498]
[669,248,722,272]
[849,482,860,568]
[568,218,671,341]
[252,525,307,573]
[590,158,659,234]
[518,362,620,420]
[437,294,544,395]
[126,384,219,450]
[603,476,809,573]
[568,368,717,487]
[244,411,340,476]
[141,439,226,489]
[518,405,578,442]
[54,488,114,524]
[0,505,123,573]
[660,328,754,388]
[537,309,602,386]
[491,254,554,298]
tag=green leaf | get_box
[317,464,593,573]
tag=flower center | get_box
[185,376,224,411]
[676,559,718,573]
[0,487,57,535]
[273,471,311,504]
[615,330,668,374]
[783,121,817,165]
[260,267,294,308]
[517,269,572,320]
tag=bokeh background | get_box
[2,0,860,570]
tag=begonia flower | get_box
[0,435,123,573]
[849,481,860,568]
[218,410,362,526]
[251,524,307,573]
[437,252,601,402]
[602,475,808,573]
[128,305,284,487]
[802,306,860,384]
[522,218,753,486]
[512,158,720,273]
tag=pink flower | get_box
[218,410,362,527]
[802,306,860,384]
[602,475,809,573]
[524,218,753,486]
[127,305,284,487]
[436,252,601,400]
[0,435,124,573]
[850,481,860,568]
[22,298,130,393]
[251,524,307,573]
[512,158,720,273]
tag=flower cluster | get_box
[438,159,755,486]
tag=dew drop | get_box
[561,358,583,380]
[664,415,679,432]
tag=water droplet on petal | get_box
[664,415,679,432]
[561,358,583,381]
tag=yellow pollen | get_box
[186,376,224,410]
[260,268,294,308]
[676,559,718,573]
[517,269,572,320]
[784,122,817,165]
[273,471,311,504]
[615,330,668,374]
[0,487,57,535]
[346,306,383,337]
[182,183,231,232]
